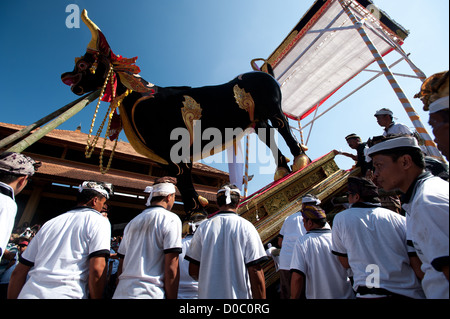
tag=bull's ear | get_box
[97,31,113,59]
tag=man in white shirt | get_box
[368,135,449,299]
[414,71,449,160]
[113,177,182,299]
[0,152,40,262]
[290,205,354,299]
[332,176,425,299]
[8,181,113,299]
[277,194,318,298]
[178,214,206,299]
[186,184,268,299]
[427,96,449,160]
[374,108,413,137]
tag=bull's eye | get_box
[78,61,89,71]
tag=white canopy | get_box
[265,0,408,120]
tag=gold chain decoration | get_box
[85,65,115,158]
[98,89,131,174]
[84,64,132,174]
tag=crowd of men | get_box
[0,73,448,299]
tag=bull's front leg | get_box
[168,161,208,220]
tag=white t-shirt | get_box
[332,203,425,299]
[290,228,354,299]
[0,182,17,261]
[278,212,306,270]
[402,173,449,299]
[18,206,111,299]
[383,122,413,136]
[113,206,182,299]
[185,212,268,299]
[178,235,199,299]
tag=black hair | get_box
[303,217,327,228]
[434,109,449,123]
[217,184,241,209]
[0,172,23,184]
[151,195,170,203]
[77,189,104,205]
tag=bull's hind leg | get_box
[270,111,311,172]
[269,113,311,173]
[255,121,291,181]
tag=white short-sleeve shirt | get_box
[383,122,413,137]
[113,206,182,299]
[290,228,354,299]
[178,235,199,299]
[185,212,268,299]
[0,182,17,261]
[278,212,306,270]
[402,173,449,299]
[332,203,425,299]
[18,206,111,299]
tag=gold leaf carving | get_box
[233,85,255,122]
[264,193,289,215]
[181,96,202,146]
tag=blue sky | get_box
[1,0,449,196]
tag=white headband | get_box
[367,136,421,157]
[429,96,449,114]
[374,108,393,117]
[217,186,241,205]
[144,183,176,206]
[189,220,205,233]
[301,195,321,205]
[79,181,112,199]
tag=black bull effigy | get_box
[61,10,310,218]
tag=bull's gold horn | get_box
[81,9,100,52]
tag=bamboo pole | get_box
[338,0,442,159]
[4,90,101,154]
[243,134,250,197]
[0,91,100,150]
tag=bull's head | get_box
[62,10,151,97]
[61,10,116,95]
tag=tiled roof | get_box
[30,154,219,202]
[0,122,228,177]
[0,122,228,202]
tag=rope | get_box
[297,119,305,145]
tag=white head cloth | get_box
[217,186,241,205]
[374,108,394,117]
[0,152,40,176]
[189,220,206,234]
[367,136,421,157]
[429,96,449,114]
[301,194,321,205]
[78,181,112,199]
[144,182,176,206]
